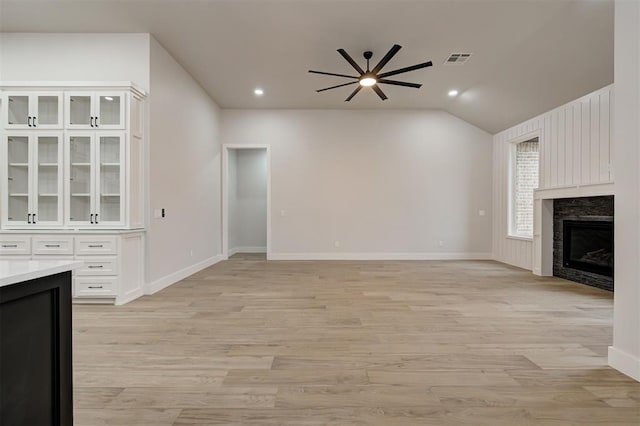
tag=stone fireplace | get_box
[532,182,614,290]
[552,196,614,291]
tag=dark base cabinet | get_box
[0,271,73,426]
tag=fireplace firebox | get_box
[562,220,613,277]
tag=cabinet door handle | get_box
[88,244,104,248]
[95,213,99,224]
[90,213,94,224]
[88,265,104,269]
[95,116,99,127]
[27,213,32,224]
[32,213,36,224]
[33,116,37,127]
[88,285,104,289]
[28,116,32,127]
[1,244,18,248]
[90,117,94,127]
[44,244,60,248]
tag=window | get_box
[511,137,539,238]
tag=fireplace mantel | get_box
[532,182,615,276]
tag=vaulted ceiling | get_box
[0,0,614,133]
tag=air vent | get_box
[444,53,472,65]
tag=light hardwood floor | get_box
[73,258,640,425]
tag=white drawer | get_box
[75,237,117,255]
[32,236,74,255]
[75,257,118,276]
[74,277,117,298]
[0,236,31,255]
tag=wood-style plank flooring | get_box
[73,257,640,425]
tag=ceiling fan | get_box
[309,44,432,102]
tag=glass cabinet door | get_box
[3,92,63,129]
[34,94,63,128]
[33,134,63,225]
[96,134,124,225]
[66,94,93,128]
[68,134,94,224]
[6,95,30,127]
[6,135,31,224]
[96,93,125,129]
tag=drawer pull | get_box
[87,265,104,269]
[44,244,61,248]
[87,285,104,289]
[88,244,104,248]
[1,244,18,248]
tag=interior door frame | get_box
[221,144,271,260]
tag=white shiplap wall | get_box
[493,85,613,270]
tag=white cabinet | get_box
[2,132,64,227]
[3,92,63,129]
[1,83,146,303]
[66,132,126,227]
[0,235,31,256]
[65,91,126,130]
[1,83,145,230]
[0,232,144,304]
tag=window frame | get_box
[508,131,541,240]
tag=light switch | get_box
[153,209,162,219]
[479,210,486,216]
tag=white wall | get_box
[228,149,239,251]
[228,148,267,253]
[492,85,614,270]
[147,37,222,289]
[609,0,640,382]
[0,33,150,91]
[221,109,492,259]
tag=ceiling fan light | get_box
[359,77,377,87]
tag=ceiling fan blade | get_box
[378,79,422,88]
[345,86,362,101]
[317,81,358,92]
[309,70,359,79]
[372,85,388,101]
[371,44,402,74]
[337,49,365,75]
[378,61,433,79]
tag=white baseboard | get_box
[493,256,534,271]
[267,252,492,261]
[116,287,145,306]
[608,346,640,382]
[145,254,225,295]
[229,246,266,256]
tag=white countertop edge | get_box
[0,260,84,288]
[0,229,145,235]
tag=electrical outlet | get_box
[280,209,286,216]
[334,241,341,248]
[479,210,486,216]
[190,249,194,257]
[438,240,445,247]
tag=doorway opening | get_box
[222,145,270,260]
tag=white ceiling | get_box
[0,0,613,133]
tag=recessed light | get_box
[448,89,459,97]
[254,88,264,96]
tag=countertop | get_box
[0,229,145,235]
[0,260,84,288]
